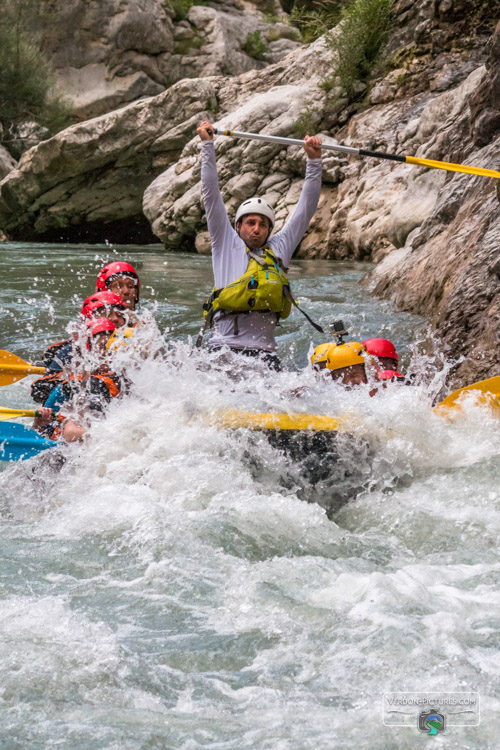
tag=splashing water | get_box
[0,244,498,749]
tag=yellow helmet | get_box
[311,341,366,372]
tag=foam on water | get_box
[0,246,498,749]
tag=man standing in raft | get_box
[196,120,323,370]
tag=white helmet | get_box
[234,197,275,230]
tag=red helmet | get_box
[96,261,140,300]
[81,291,126,319]
[362,338,399,362]
[85,317,116,350]
[86,318,116,336]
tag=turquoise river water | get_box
[0,243,498,749]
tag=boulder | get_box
[166,4,301,82]
[41,0,301,119]
[42,0,175,119]
[0,79,218,243]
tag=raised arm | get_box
[270,135,322,268]
[197,121,235,257]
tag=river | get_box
[0,243,498,749]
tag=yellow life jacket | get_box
[106,323,136,352]
[204,247,292,324]
[196,247,324,347]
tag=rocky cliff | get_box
[367,19,500,387]
[40,0,299,120]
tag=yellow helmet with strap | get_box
[311,341,366,371]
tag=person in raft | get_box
[363,338,404,382]
[96,260,165,358]
[37,260,139,377]
[95,261,140,318]
[196,120,323,370]
[31,290,129,408]
[311,337,405,389]
[33,318,126,443]
[312,341,369,387]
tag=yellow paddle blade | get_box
[405,155,500,180]
[0,406,38,421]
[0,350,46,386]
[210,410,344,431]
[435,377,500,414]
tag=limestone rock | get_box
[0,146,17,181]
[362,29,500,385]
[369,69,407,105]
[42,0,301,118]
[195,231,212,254]
[42,0,175,119]
[9,121,51,161]
[0,32,328,244]
[0,79,218,243]
[166,5,301,82]
[54,65,165,121]
[469,20,500,147]
[326,66,488,260]
[367,139,500,386]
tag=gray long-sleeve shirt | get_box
[201,140,322,352]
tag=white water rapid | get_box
[0,244,498,749]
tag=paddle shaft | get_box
[1,363,46,376]
[211,127,357,154]
[211,128,500,180]
[0,406,54,421]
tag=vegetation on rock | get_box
[173,33,205,55]
[286,0,393,98]
[293,104,320,138]
[288,0,345,42]
[330,0,393,97]
[164,0,208,22]
[243,31,269,60]
[0,0,73,152]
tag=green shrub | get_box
[206,97,220,116]
[0,0,73,140]
[243,31,269,60]
[265,24,301,43]
[164,0,207,21]
[290,0,345,42]
[293,105,319,138]
[173,33,204,55]
[328,0,393,98]
[317,76,337,93]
